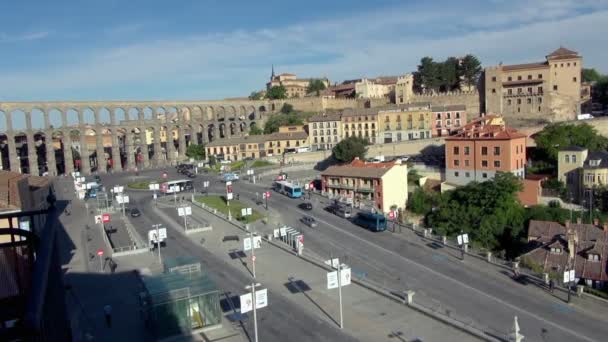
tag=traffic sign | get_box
[273,229,280,238]
[265,191,271,199]
[96,249,104,256]
[178,207,192,216]
[149,183,160,191]
[102,214,111,223]
[95,215,102,224]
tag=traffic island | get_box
[127,179,163,190]
[194,195,263,224]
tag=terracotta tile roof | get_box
[447,116,527,140]
[206,135,267,147]
[502,62,548,71]
[547,47,578,58]
[523,220,608,282]
[322,158,398,179]
[308,113,342,122]
[266,131,308,141]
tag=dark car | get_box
[300,216,318,228]
[187,173,197,178]
[298,202,313,211]
[130,208,141,217]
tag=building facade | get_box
[340,108,378,144]
[431,104,467,137]
[558,147,608,200]
[266,71,330,98]
[377,104,433,143]
[445,115,527,186]
[484,47,583,121]
[307,113,342,151]
[205,125,308,161]
[395,74,415,104]
[355,76,400,99]
[321,158,408,213]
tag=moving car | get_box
[325,202,352,218]
[130,208,141,217]
[300,216,317,228]
[298,202,313,211]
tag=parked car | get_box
[298,202,313,211]
[130,208,141,217]
[325,202,352,218]
[300,215,317,228]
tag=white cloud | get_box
[0,31,49,43]
[0,2,606,100]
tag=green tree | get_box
[582,68,603,82]
[307,79,327,95]
[266,85,287,100]
[332,136,369,162]
[533,123,608,163]
[249,91,264,100]
[185,144,206,160]
[280,103,294,114]
[439,57,460,92]
[458,54,482,89]
[208,155,216,166]
[414,57,438,92]
[249,125,264,135]
[408,188,437,215]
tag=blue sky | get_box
[0,0,607,101]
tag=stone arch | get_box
[82,107,96,125]
[167,107,178,123]
[114,108,127,124]
[98,107,112,125]
[159,125,169,160]
[14,131,29,173]
[156,107,167,124]
[30,108,46,130]
[218,122,226,139]
[229,122,237,136]
[180,107,191,122]
[258,105,266,113]
[115,127,128,170]
[66,108,80,127]
[205,106,214,121]
[51,130,67,175]
[207,123,216,142]
[216,107,226,121]
[248,106,256,120]
[227,106,237,120]
[48,108,63,128]
[143,107,154,120]
[240,121,247,133]
[127,108,139,121]
[82,127,97,171]
[0,110,6,132]
[239,105,247,120]
[10,109,27,131]
[183,124,193,147]
[33,131,47,175]
[191,106,203,122]
[0,130,8,171]
[145,126,156,162]
[195,124,205,145]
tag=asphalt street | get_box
[108,172,358,342]
[102,167,608,342]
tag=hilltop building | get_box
[266,67,330,98]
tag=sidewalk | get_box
[183,205,483,341]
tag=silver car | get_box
[301,216,318,228]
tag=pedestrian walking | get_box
[104,304,112,327]
[549,279,555,293]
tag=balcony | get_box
[355,187,374,193]
[328,183,355,190]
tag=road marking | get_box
[301,209,598,342]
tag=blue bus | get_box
[353,211,387,232]
[273,181,303,198]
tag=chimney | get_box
[576,217,582,224]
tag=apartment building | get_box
[558,147,608,200]
[445,115,527,186]
[431,104,467,137]
[377,104,433,143]
[321,157,408,213]
[307,113,342,151]
[355,76,399,99]
[484,47,583,120]
[340,108,378,144]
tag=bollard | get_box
[576,285,584,296]
[487,251,492,263]
[464,244,469,253]
[412,223,418,232]
[404,290,415,305]
[543,273,549,285]
[442,236,447,245]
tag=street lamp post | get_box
[244,282,262,342]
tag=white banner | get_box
[255,288,268,309]
[243,237,252,251]
[280,227,287,237]
[325,258,339,269]
[327,271,338,289]
[240,293,253,314]
[253,236,262,249]
[149,183,160,190]
[95,215,102,224]
[340,267,352,286]
[241,208,247,217]
[273,229,280,238]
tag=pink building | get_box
[431,104,467,137]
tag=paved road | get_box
[103,168,608,342]
[117,177,358,342]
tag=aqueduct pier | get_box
[0,100,279,176]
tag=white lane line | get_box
[297,208,597,342]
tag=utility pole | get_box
[337,260,343,329]
[244,282,261,342]
[251,229,256,278]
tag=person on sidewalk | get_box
[104,304,112,327]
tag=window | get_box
[313,123,317,129]
[332,122,337,128]
[561,63,564,67]
[326,129,331,135]
[482,160,488,167]
[538,74,543,79]
[494,160,501,168]
[508,76,512,81]
[553,85,558,91]
[436,113,441,119]
[464,146,470,155]
[492,88,496,93]
[494,146,500,155]
[527,87,532,93]
[508,89,513,95]
[385,116,390,122]
[454,171,459,177]
[574,62,577,66]
[482,173,488,178]
[454,160,460,166]
[492,76,496,82]
[528,75,532,80]
[573,77,577,82]
[517,99,522,105]
[538,86,543,93]
[456,112,460,119]
[319,122,324,128]
[465,172,470,177]
[538,97,543,103]
[507,99,512,105]
[453,146,460,155]
[567,63,570,67]
[517,76,522,81]
[465,160,470,167]
[572,155,577,163]
[447,113,451,119]
[527,98,532,104]
[481,147,488,155]
[517,88,523,94]
[538,106,542,112]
